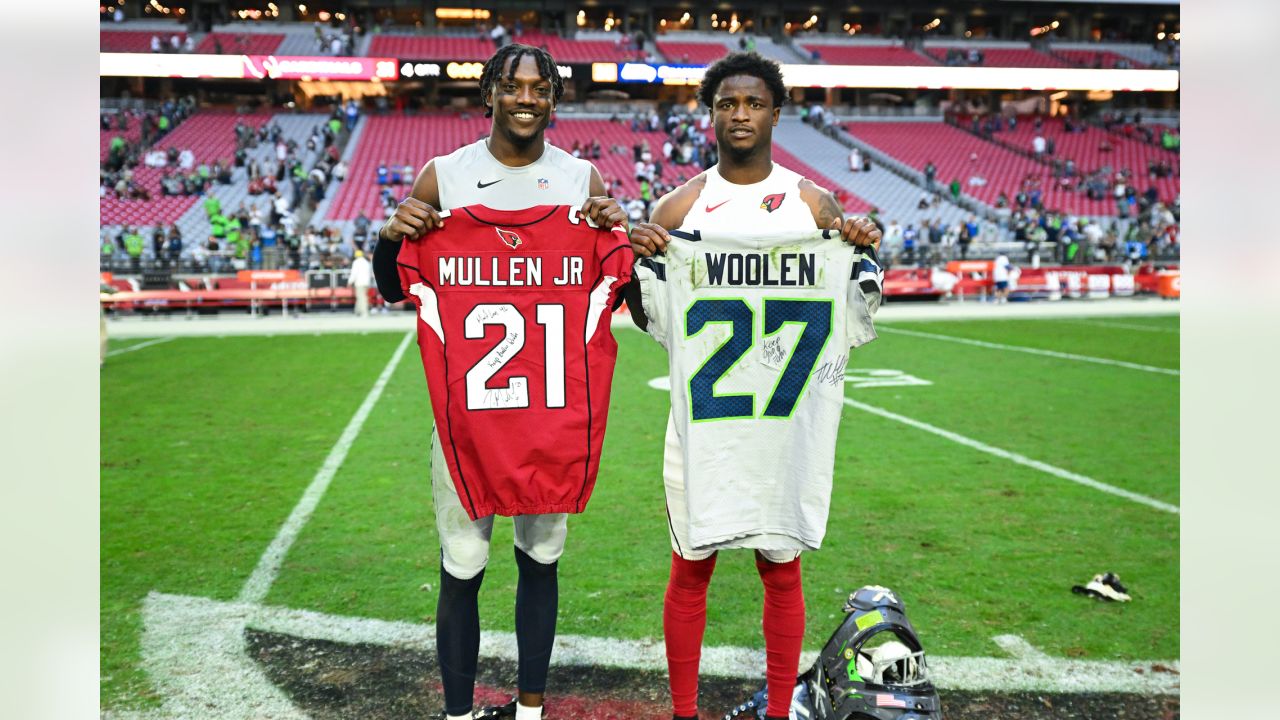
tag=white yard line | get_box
[993,634,1049,660]
[131,591,1179,717]
[105,336,176,357]
[237,331,414,604]
[1058,318,1180,333]
[876,326,1180,376]
[841,397,1179,514]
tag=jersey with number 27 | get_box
[397,204,632,520]
[636,228,883,551]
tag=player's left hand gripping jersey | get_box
[635,228,884,552]
[397,205,633,520]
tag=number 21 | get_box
[464,303,565,410]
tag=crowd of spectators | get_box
[100,96,198,201]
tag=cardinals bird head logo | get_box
[760,193,785,213]
[495,228,522,249]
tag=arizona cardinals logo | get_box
[495,228,522,249]
[760,193,786,213]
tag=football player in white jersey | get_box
[625,52,881,720]
[372,44,627,720]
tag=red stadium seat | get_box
[100,111,274,226]
[101,30,188,53]
[925,47,1072,68]
[801,44,935,66]
[195,33,284,55]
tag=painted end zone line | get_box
[131,591,1178,720]
[877,326,1180,376]
[842,397,1179,514]
[237,331,414,604]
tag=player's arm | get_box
[373,160,444,303]
[580,166,629,229]
[623,175,704,331]
[799,179,881,251]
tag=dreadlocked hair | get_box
[480,43,564,118]
[697,52,787,110]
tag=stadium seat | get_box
[800,44,934,66]
[195,32,284,55]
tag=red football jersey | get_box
[397,204,633,519]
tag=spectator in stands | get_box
[150,35,162,53]
[881,220,903,264]
[848,146,862,173]
[903,223,919,264]
[926,218,945,263]
[348,250,373,317]
[992,253,1012,303]
[1032,133,1046,157]
[377,162,389,185]
[1025,221,1047,264]
[151,226,166,264]
[958,216,978,260]
[123,227,143,272]
[949,178,962,203]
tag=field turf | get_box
[100,313,1179,710]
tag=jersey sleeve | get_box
[633,254,670,350]
[845,245,884,348]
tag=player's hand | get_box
[831,215,882,252]
[382,197,444,243]
[629,222,670,258]
[581,196,628,230]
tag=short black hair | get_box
[480,43,564,118]
[697,52,787,110]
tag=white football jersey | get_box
[635,227,883,551]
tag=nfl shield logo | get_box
[537,178,550,190]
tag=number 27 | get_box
[686,298,832,422]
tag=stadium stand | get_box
[169,113,330,247]
[996,117,1179,205]
[842,121,1065,212]
[924,46,1072,68]
[654,33,742,64]
[367,33,494,61]
[101,111,274,227]
[195,32,285,55]
[1051,49,1147,69]
[1051,41,1176,68]
[368,31,634,63]
[324,115,686,221]
[773,119,968,227]
[100,30,187,53]
[770,144,873,214]
[101,119,143,162]
[516,30,636,63]
[800,42,934,66]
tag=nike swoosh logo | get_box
[476,179,503,189]
[705,200,729,212]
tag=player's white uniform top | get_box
[680,162,813,234]
[434,138,592,211]
[428,137,594,580]
[637,163,884,560]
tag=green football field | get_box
[100,313,1179,711]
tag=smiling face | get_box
[485,53,554,148]
[711,74,781,163]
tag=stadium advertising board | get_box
[100,53,399,81]
[586,61,1178,92]
[397,60,574,80]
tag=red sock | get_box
[664,552,717,717]
[756,555,804,717]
